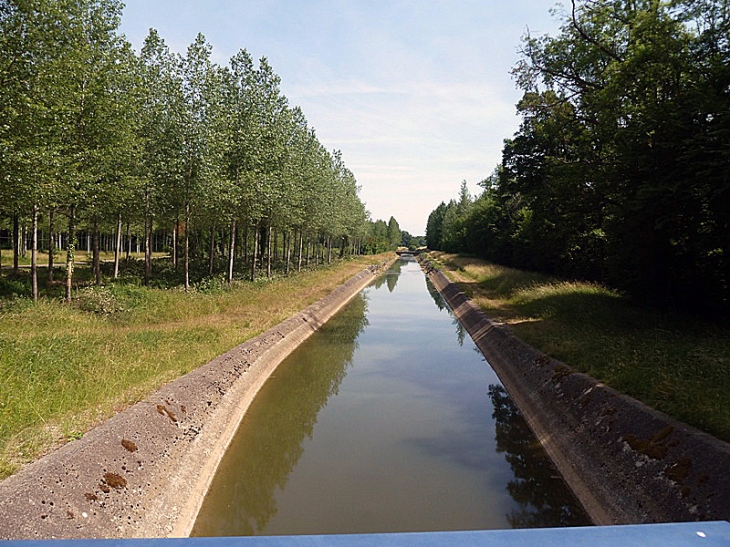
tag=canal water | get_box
[191,258,589,536]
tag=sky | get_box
[119,1,565,235]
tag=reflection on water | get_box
[192,259,589,536]
[191,295,369,536]
[425,277,465,345]
[426,275,447,310]
[488,385,588,528]
[372,258,402,292]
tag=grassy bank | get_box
[427,252,730,443]
[0,255,389,478]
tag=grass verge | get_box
[0,254,389,478]
[427,252,730,443]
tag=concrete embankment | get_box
[423,261,730,525]
[0,261,392,539]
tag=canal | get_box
[191,258,589,536]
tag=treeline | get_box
[427,0,730,313]
[0,0,377,301]
[363,216,401,254]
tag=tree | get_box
[177,33,226,289]
[512,0,730,306]
[0,0,61,299]
[425,0,730,312]
[0,5,372,296]
[386,217,401,249]
[0,0,134,301]
[138,29,185,285]
[426,202,447,250]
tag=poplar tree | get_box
[1,3,372,296]
[178,34,222,289]
[0,0,60,299]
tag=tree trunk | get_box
[125,220,131,264]
[251,221,259,282]
[297,231,304,272]
[173,217,178,269]
[274,229,279,264]
[184,202,190,291]
[113,212,122,279]
[144,214,152,286]
[92,215,101,285]
[12,213,19,274]
[47,209,55,282]
[266,221,272,278]
[285,231,292,274]
[227,218,236,285]
[31,204,38,301]
[65,206,76,303]
[208,223,216,277]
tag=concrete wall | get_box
[424,263,730,525]
[0,262,392,539]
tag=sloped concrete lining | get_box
[0,261,393,540]
[423,262,730,525]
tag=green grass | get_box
[0,254,388,478]
[429,252,730,443]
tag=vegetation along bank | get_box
[427,1,730,315]
[423,0,730,521]
[0,259,394,539]
[422,255,730,524]
[1,0,413,480]
[0,0,410,301]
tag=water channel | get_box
[191,258,589,536]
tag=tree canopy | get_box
[426,0,730,313]
[1,0,379,297]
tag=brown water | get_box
[191,258,589,536]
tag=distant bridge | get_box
[395,249,425,256]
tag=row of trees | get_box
[0,0,375,301]
[427,0,730,313]
[362,216,402,254]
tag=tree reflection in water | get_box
[425,277,467,345]
[373,258,403,292]
[488,384,590,528]
[425,277,447,311]
[191,294,370,536]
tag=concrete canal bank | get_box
[423,260,730,525]
[0,261,393,540]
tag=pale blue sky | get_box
[119,1,564,235]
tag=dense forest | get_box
[0,0,402,301]
[427,0,730,313]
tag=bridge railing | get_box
[3,522,729,546]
